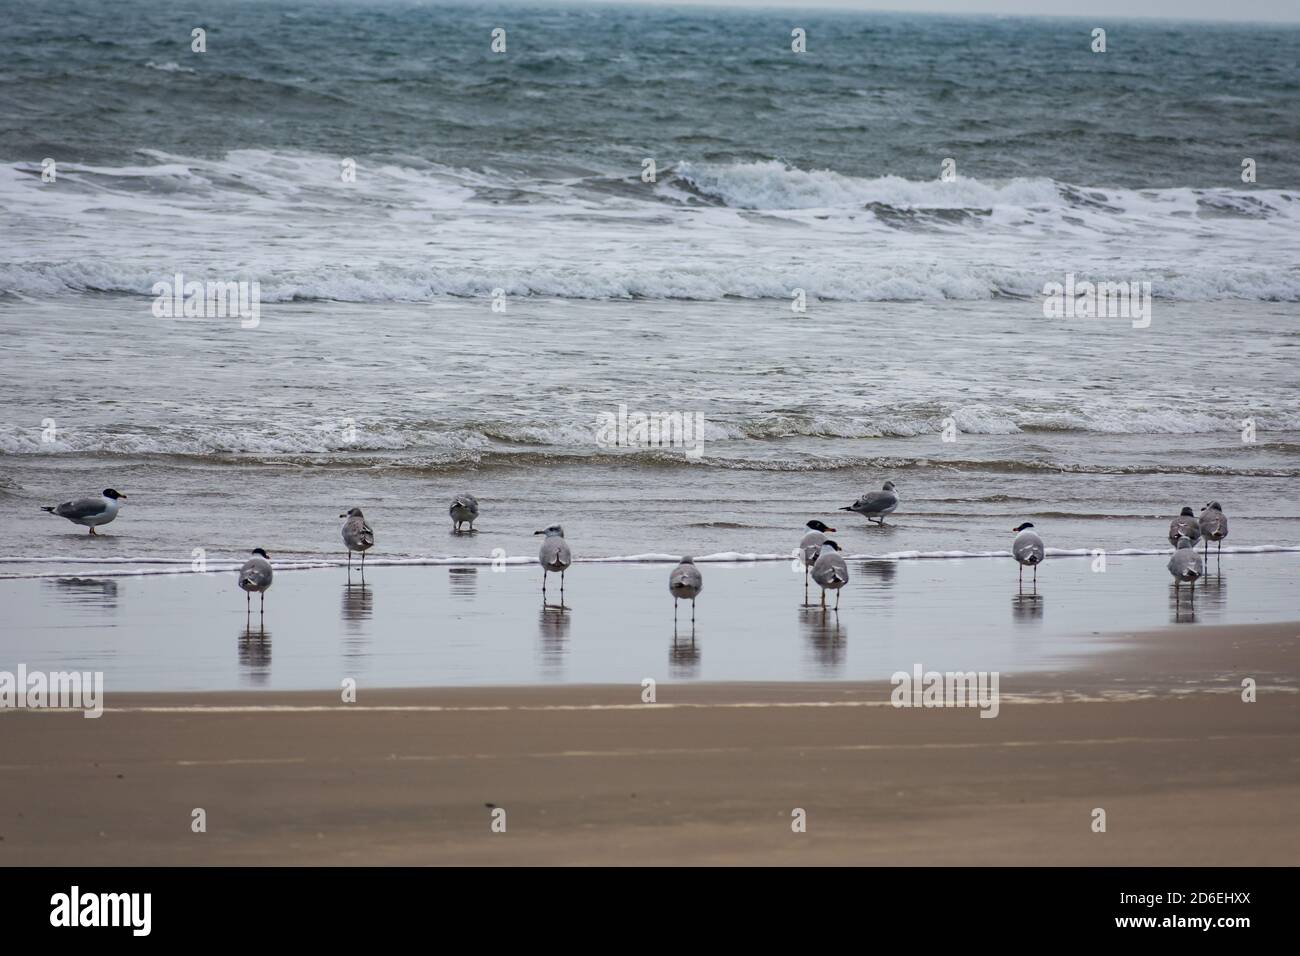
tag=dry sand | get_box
[1,621,1295,865]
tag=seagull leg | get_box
[834,588,840,610]
[691,598,696,624]
[88,527,96,536]
[674,598,678,622]
[820,588,826,608]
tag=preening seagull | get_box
[669,556,703,623]
[798,519,836,600]
[340,507,374,571]
[1198,502,1228,558]
[450,493,479,532]
[238,548,274,615]
[841,481,898,526]
[534,524,572,600]
[1011,522,1045,584]
[811,539,850,609]
[41,488,126,535]
[1168,506,1201,547]
[1167,535,1204,602]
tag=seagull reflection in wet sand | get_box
[50,577,120,610]
[799,607,847,673]
[448,567,478,598]
[537,606,570,676]
[1011,591,1044,622]
[238,625,271,685]
[670,623,701,677]
[341,580,374,624]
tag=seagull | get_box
[810,539,849,609]
[1167,535,1204,603]
[669,556,703,623]
[238,548,273,616]
[340,507,374,572]
[450,493,479,532]
[798,519,836,600]
[1011,522,1044,585]
[41,488,126,535]
[534,524,572,600]
[1168,507,1201,547]
[840,481,898,526]
[1199,502,1228,558]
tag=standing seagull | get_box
[669,556,703,623]
[41,489,126,535]
[811,539,850,609]
[340,507,374,572]
[238,548,273,617]
[1011,522,1045,585]
[450,494,479,533]
[841,481,898,526]
[798,519,836,601]
[1168,507,1201,547]
[534,524,572,602]
[1199,502,1228,559]
[1167,535,1204,603]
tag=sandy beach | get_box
[1,620,1295,866]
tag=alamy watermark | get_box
[1042,273,1151,328]
[0,664,104,718]
[595,403,706,459]
[890,663,1000,718]
[152,272,261,328]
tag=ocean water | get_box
[2,1,1299,576]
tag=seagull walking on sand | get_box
[841,481,898,526]
[1168,507,1201,547]
[1168,535,1204,603]
[238,548,273,617]
[535,524,571,601]
[1011,522,1045,585]
[1199,502,1228,559]
[798,519,836,601]
[41,488,126,535]
[340,507,374,572]
[811,539,849,609]
[450,493,479,532]
[669,556,703,623]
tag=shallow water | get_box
[2,553,1295,691]
[2,297,1297,572]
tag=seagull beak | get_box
[533,529,544,535]
[339,513,347,518]
[827,527,836,533]
[119,494,127,500]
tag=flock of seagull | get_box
[38,482,1231,617]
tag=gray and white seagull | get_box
[450,493,479,532]
[238,548,274,616]
[798,519,836,601]
[1168,506,1201,547]
[41,488,126,535]
[669,556,703,623]
[1198,502,1228,558]
[1011,522,1045,585]
[1168,535,1204,603]
[340,507,374,571]
[535,524,572,601]
[841,481,898,526]
[811,539,850,609]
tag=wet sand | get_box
[1,621,1295,865]
[4,552,1297,689]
